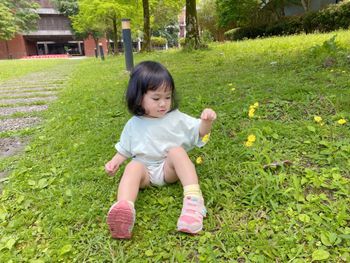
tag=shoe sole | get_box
[107,202,134,239]
[177,222,202,234]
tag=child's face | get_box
[141,85,172,118]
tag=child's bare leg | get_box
[117,160,149,202]
[107,161,149,239]
[163,147,198,186]
[163,147,206,234]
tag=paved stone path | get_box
[0,61,79,192]
[0,105,48,116]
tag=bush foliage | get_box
[150,36,167,47]
[225,1,350,40]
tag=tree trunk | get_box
[301,0,310,12]
[107,31,113,55]
[142,0,151,52]
[185,0,201,49]
[112,18,119,55]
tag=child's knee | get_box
[167,146,187,157]
[126,160,145,170]
[124,161,147,177]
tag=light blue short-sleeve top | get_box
[115,109,205,166]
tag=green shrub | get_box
[327,1,350,30]
[178,37,186,46]
[303,11,320,33]
[224,28,239,40]
[225,26,266,41]
[201,29,214,43]
[303,2,350,33]
[151,36,167,47]
[226,1,350,40]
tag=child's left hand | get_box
[201,108,217,122]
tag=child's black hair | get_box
[126,61,178,116]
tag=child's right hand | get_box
[105,160,119,176]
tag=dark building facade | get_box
[0,0,107,59]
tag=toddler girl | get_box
[105,61,216,239]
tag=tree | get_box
[52,0,79,16]
[152,0,183,30]
[0,0,39,59]
[259,0,302,23]
[185,0,201,49]
[142,0,151,52]
[0,0,39,40]
[151,0,182,47]
[71,0,109,54]
[72,0,138,55]
[216,0,261,28]
[217,0,303,28]
[141,0,182,51]
[0,2,16,40]
[300,0,311,12]
[197,0,224,41]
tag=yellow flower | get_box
[248,102,259,118]
[231,88,236,91]
[244,141,253,147]
[202,133,210,143]
[337,118,347,125]
[248,108,255,118]
[314,116,322,123]
[196,157,203,164]
[247,134,256,142]
[228,83,233,86]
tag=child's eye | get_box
[166,97,171,100]
[152,98,160,101]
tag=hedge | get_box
[151,36,167,47]
[225,1,350,41]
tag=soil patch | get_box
[0,137,29,158]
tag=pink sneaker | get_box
[177,196,207,234]
[107,200,135,239]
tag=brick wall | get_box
[84,35,108,57]
[0,35,28,59]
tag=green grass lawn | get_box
[0,59,71,83]
[1,30,350,262]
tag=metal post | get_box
[99,43,105,60]
[94,48,98,58]
[122,19,134,71]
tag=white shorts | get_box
[147,162,166,186]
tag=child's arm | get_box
[105,152,128,176]
[199,108,217,137]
